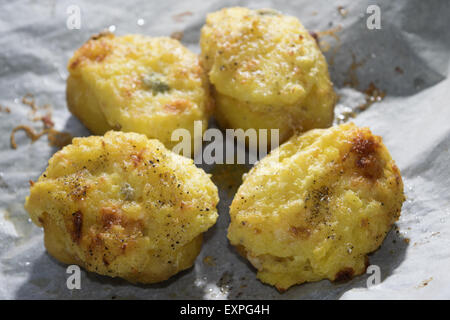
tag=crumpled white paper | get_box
[0,0,449,299]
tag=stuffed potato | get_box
[200,7,336,143]
[67,33,213,152]
[25,131,218,283]
[228,123,405,291]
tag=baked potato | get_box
[200,7,336,143]
[25,131,219,283]
[67,33,213,153]
[227,123,405,291]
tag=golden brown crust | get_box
[334,267,355,282]
[69,32,114,70]
[348,131,383,179]
[69,210,83,244]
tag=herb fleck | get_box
[142,72,170,95]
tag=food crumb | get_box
[217,271,233,294]
[47,129,73,148]
[170,31,184,41]
[395,66,404,74]
[10,95,73,149]
[11,125,72,150]
[0,105,11,113]
[358,82,386,111]
[203,255,216,266]
[338,6,348,17]
[22,93,38,112]
[336,81,386,124]
[416,277,433,288]
[172,11,193,22]
[10,125,45,149]
[431,232,440,237]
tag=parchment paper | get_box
[0,0,449,299]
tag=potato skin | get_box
[25,131,218,283]
[227,123,405,291]
[200,7,336,143]
[67,33,213,151]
